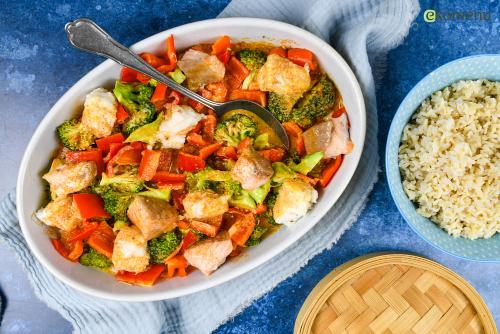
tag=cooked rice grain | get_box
[399,80,500,239]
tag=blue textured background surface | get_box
[0,0,498,333]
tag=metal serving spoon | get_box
[65,18,289,149]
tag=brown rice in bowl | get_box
[398,79,499,239]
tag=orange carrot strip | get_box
[151,83,168,104]
[269,47,287,57]
[199,143,222,159]
[165,255,189,278]
[319,155,343,187]
[228,89,266,107]
[138,150,161,181]
[116,264,166,286]
[211,35,231,55]
[258,148,285,162]
[287,48,315,70]
[140,52,167,68]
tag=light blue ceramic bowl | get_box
[386,54,500,262]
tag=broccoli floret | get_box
[214,114,257,147]
[98,171,144,193]
[290,151,324,175]
[271,162,296,185]
[229,189,256,210]
[113,81,156,135]
[246,226,268,247]
[56,119,94,151]
[254,133,270,150]
[80,248,112,269]
[148,230,182,264]
[248,181,271,204]
[291,74,336,128]
[238,49,267,71]
[100,191,133,221]
[186,168,237,194]
[267,93,299,122]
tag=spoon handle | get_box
[65,18,220,110]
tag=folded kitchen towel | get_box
[0,0,419,333]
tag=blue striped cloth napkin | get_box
[0,0,419,332]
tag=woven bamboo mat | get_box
[294,253,497,334]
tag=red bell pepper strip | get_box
[332,105,346,118]
[187,98,205,112]
[168,90,182,105]
[51,239,84,262]
[136,72,151,84]
[269,47,287,57]
[51,239,69,259]
[165,255,189,278]
[180,231,198,251]
[67,221,100,243]
[95,133,125,153]
[120,67,139,82]
[116,104,129,124]
[87,222,115,259]
[228,89,267,107]
[103,143,125,163]
[212,35,231,55]
[67,240,84,262]
[287,48,315,70]
[116,264,166,286]
[138,150,161,181]
[166,35,177,66]
[151,171,186,183]
[319,155,343,187]
[177,152,205,172]
[216,146,238,160]
[151,83,168,104]
[199,143,222,159]
[73,193,111,219]
[156,35,177,73]
[227,56,250,87]
[216,49,231,64]
[130,141,147,151]
[66,149,104,175]
[106,145,143,176]
[140,52,167,68]
[258,148,285,162]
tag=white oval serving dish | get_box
[17,17,366,301]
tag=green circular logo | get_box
[424,9,437,23]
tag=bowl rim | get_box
[385,54,500,263]
[17,17,367,301]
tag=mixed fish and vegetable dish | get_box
[36,35,354,286]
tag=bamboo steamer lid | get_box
[294,253,497,334]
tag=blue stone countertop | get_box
[0,0,498,333]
